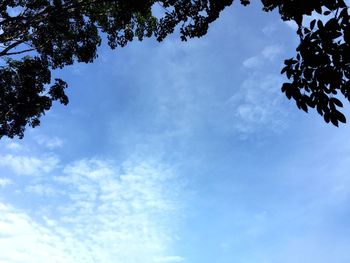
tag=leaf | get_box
[339,7,349,19]
[300,102,308,113]
[317,20,323,29]
[315,5,322,14]
[310,19,316,30]
[330,116,339,126]
[324,112,331,123]
[335,110,346,123]
[285,88,292,99]
[330,97,343,107]
[281,66,288,74]
[281,83,291,92]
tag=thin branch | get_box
[3,48,35,56]
[0,40,25,57]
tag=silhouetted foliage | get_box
[0,0,349,138]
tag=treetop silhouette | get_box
[0,0,349,138]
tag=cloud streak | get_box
[0,154,59,176]
[227,73,287,136]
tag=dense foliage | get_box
[0,0,349,138]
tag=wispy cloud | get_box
[261,44,283,60]
[233,41,290,136]
[34,135,64,149]
[0,177,12,187]
[284,20,298,30]
[25,184,60,196]
[243,56,264,69]
[0,154,59,176]
[243,44,283,69]
[4,141,21,150]
[262,23,277,36]
[227,73,287,136]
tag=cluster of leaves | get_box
[1,0,350,138]
[0,57,68,137]
[279,0,350,126]
[0,0,158,138]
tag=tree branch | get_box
[0,40,25,57]
[2,48,35,56]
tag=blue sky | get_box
[1,2,350,263]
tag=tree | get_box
[0,0,349,139]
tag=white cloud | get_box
[243,44,283,69]
[243,56,263,69]
[238,41,289,136]
[0,177,12,187]
[0,138,23,151]
[0,203,87,263]
[262,23,277,36]
[62,158,114,180]
[54,158,184,262]
[227,74,287,135]
[0,154,59,176]
[284,20,298,30]
[262,44,283,60]
[25,184,60,196]
[5,141,22,150]
[35,135,63,149]
[0,157,184,262]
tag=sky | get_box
[1,2,350,263]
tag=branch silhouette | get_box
[0,0,349,138]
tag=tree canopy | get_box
[0,0,349,138]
